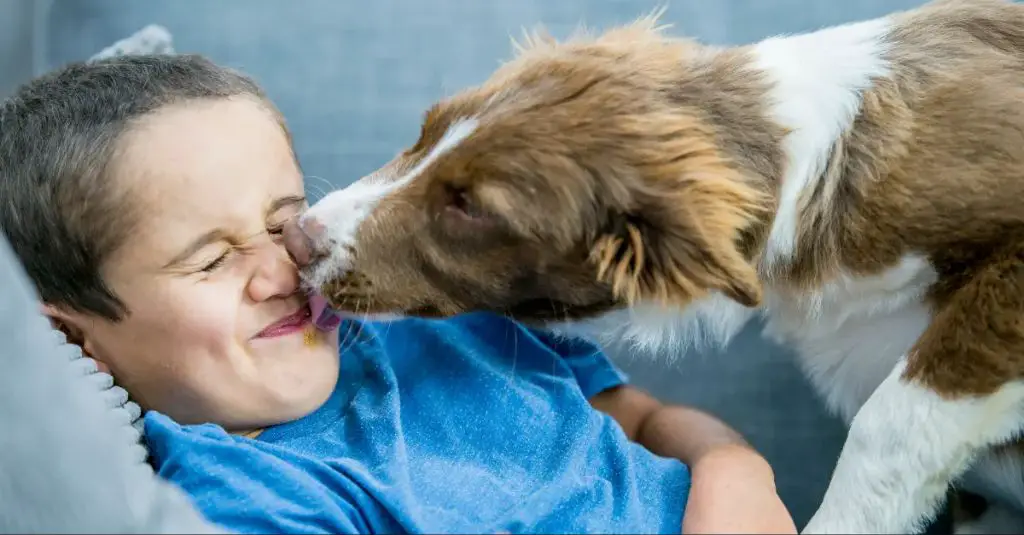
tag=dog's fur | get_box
[295,0,1024,532]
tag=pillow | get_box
[89,24,174,61]
[59,330,147,460]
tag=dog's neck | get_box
[658,44,790,273]
[675,18,894,282]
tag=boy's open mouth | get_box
[255,304,313,339]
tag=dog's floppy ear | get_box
[589,155,768,308]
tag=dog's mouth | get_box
[501,297,622,323]
[300,250,621,324]
[311,290,617,325]
[410,295,622,323]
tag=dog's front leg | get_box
[803,360,1023,534]
[803,255,1024,534]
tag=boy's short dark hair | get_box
[0,54,273,320]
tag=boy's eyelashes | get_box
[197,225,287,274]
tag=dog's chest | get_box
[567,256,939,423]
[760,255,938,423]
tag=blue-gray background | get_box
[0,0,933,529]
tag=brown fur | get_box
[783,0,1024,396]
[315,14,784,324]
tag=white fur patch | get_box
[555,292,754,360]
[766,254,937,422]
[803,361,1024,534]
[302,118,479,287]
[753,17,893,267]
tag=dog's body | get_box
[287,0,1024,532]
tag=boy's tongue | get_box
[309,295,342,331]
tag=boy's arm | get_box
[590,386,797,534]
[589,386,748,463]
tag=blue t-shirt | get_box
[145,313,689,534]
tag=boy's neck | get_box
[237,428,264,439]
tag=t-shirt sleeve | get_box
[525,327,629,399]
[144,412,365,535]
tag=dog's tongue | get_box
[309,294,342,331]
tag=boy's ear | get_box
[44,305,109,373]
[42,304,90,352]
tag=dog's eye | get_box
[443,184,485,222]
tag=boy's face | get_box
[59,97,339,430]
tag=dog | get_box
[284,0,1024,532]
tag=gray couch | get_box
[0,0,935,530]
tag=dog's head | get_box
[288,19,772,323]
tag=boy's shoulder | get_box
[354,312,624,400]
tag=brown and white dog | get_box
[284,0,1024,532]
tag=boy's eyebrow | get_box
[269,195,306,214]
[162,228,230,269]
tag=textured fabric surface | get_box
[33,0,934,529]
[147,314,689,534]
[0,233,223,533]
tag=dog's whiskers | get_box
[304,175,337,203]
[305,184,329,203]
